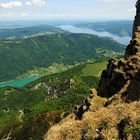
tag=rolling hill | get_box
[0,25,64,40]
[0,33,124,82]
[0,60,107,140]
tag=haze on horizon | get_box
[0,0,137,21]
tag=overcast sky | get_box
[0,0,137,20]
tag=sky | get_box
[0,0,137,21]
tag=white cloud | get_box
[0,13,14,17]
[0,12,30,18]
[26,0,46,7]
[101,0,122,3]
[0,0,136,20]
[126,8,135,13]
[0,1,22,9]
[26,1,32,6]
[101,0,115,3]
[21,13,29,16]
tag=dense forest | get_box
[0,33,124,82]
[0,61,107,139]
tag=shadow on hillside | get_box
[122,70,140,102]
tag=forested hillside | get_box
[0,61,107,139]
[0,33,124,82]
[0,25,64,40]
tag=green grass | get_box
[0,60,107,139]
[18,63,74,79]
[81,61,107,77]
[0,110,20,134]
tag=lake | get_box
[0,76,38,88]
[59,25,131,45]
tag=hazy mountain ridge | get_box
[0,25,65,40]
[75,20,133,37]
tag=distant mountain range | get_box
[0,20,133,40]
[75,20,133,37]
[0,25,65,40]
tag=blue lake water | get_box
[59,25,131,45]
[0,76,38,88]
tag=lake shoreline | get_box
[59,25,131,45]
[0,76,39,88]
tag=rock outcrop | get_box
[133,0,140,38]
[33,79,75,100]
[98,0,140,101]
[44,1,140,139]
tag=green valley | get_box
[0,60,107,139]
[0,33,124,82]
[0,0,139,139]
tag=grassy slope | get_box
[0,33,124,82]
[45,99,140,140]
[0,60,107,139]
